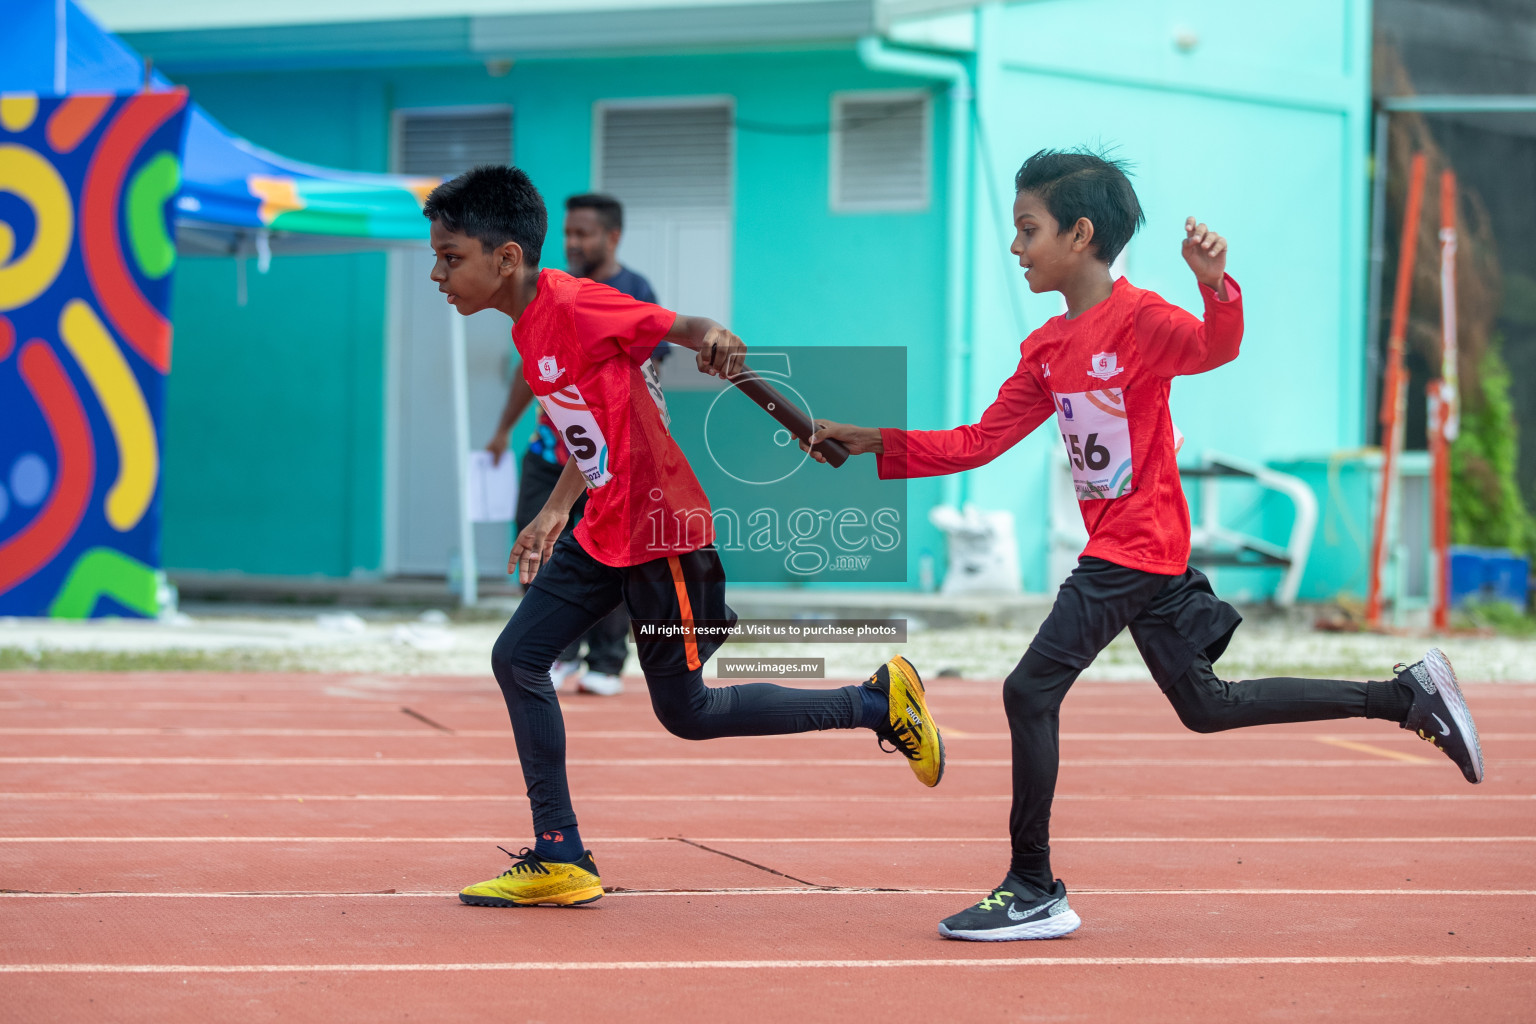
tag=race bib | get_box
[537,385,612,488]
[1054,388,1133,500]
[640,358,671,429]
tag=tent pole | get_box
[1364,109,1390,444]
[449,306,478,607]
[1438,170,1460,439]
[1432,170,1459,632]
[54,0,66,94]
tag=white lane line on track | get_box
[0,957,1530,973]
[6,678,1531,690]
[2,836,1532,844]
[0,703,516,713]
[0,728,525,738]
[5,888,1535,899]
[0,702,460,710]
[5,727,1531,742]
[7,701,1533,717]
[3,792,1530,803]
[0,682,502,692]
[0,757,1487,768]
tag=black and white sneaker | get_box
[1397,648,1484,784]
[938,876,1081,941]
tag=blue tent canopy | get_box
[2,0,438,253]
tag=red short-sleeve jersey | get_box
[877,274,1243,575]
[512,268,713,566]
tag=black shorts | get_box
[528,531,737,677]
[1030,556,1242,687]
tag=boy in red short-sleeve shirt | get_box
[808,148,1485,941]
[423,165,946,909]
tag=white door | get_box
[389,253,520,577]
[596,100,733,391]
[387,107,516,578]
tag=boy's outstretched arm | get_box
[508,458,584,584]
[665,315,746,379]
[1139,217,1244,378]
[803,362,1054,478]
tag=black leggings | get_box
[557,605,629,676]
[490,585,862,833]
[517,453,629,676]
[1003,646,1373,889]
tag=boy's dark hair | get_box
[423,165,546,265]
[1014,148,1144,264]
[565,193,624,233]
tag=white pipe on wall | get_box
[856,35,973,509]
[448,306,478,607]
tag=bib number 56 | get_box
[1064,432,1111,472]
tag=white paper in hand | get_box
[467,450,519,523]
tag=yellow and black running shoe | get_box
[865,655,945,787]
[459,846,604,907]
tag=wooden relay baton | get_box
[728,368,850,468]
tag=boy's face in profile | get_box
[1010,191,1082,295]
[429,219,509,315]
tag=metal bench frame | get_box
[1049,449,1318,607]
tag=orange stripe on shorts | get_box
[666,556,702,671]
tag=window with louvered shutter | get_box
[597,102,733,211]
[593,99,735,349]
[830,92,930,212]
[394,107,513,177]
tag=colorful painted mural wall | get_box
[0,90,188,618]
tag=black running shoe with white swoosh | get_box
[1397,648,1483,783]
[938,876,1081,941]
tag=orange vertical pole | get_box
[1431,169,1458,631]
[1366,152,1427,629]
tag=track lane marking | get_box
[2,835,1532,844]
[1316,737,1433,763]
[5,700,1533,718]
[6,677,1531,689]
[0,700,508,710]
[1,792,1529,803]
[5,888,1536,898]
[0,957,1530,973]
[5,727,1530,742]
[0,756,1491,768]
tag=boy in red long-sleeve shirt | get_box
[808,149,1484,941]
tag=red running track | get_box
[1,671,1533,1022]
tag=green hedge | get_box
[1451,340,1536,558]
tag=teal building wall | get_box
[160,50,952,579]
[959,0,1372,594]
[151,0,1373,595]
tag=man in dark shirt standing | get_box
[564,194,659,306]
[484,193,666,697]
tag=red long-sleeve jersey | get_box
[877,274,1243,575]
